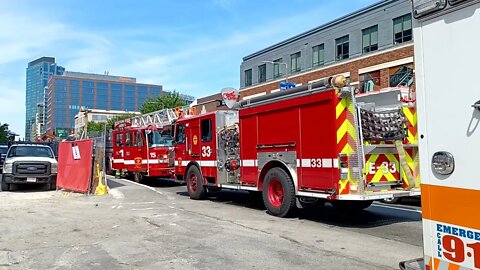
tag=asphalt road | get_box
[0,178,423,270]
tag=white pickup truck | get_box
[1,144,58,191]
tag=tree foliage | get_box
[0,123,9,144]
[140,91,186,114]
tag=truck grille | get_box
[14,162,50,175]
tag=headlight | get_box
[3,163,12,173]
[51,163,58,174]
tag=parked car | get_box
[1,144,57,191]
[0,145,8,172]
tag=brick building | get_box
[194,0,414,112]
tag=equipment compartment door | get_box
[187,121,201,158]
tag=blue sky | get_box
[0,0,378,138]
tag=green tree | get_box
[0,123,9,144]
[86,114,136,132]
[140,91,186,114]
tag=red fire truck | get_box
[112,109,179,183]
[172,76,420,217]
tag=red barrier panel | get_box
[57,140,93,193]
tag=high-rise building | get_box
[25,57,65,140]
[45,72,163,137]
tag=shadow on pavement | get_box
[142,177,184,188]
[2,183,51,193]
[176,188,420,228]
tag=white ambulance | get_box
[407,0,480,269]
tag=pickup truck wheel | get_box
[1,181,9,191]
[262,167,296,218]
[186,166,206,200]
[49,182,57,190]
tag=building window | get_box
[362,25,378,53]
[258,64,266,83]
[393,14,412,44]
[290,52,301,73]
[359,71,381,93]
[389,64,414,87]
[244,69,252,87]
[312,44,325,67]
[273,58,283,78]
[201,119,212,142]
[336,35,349,60]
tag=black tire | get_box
[382,197,401,204]
[1,181,9,192]
[186,166,206,200]
[262,167,296,218]
[331,200,373,211]
[49,182,56,190]
[133,172,144,183]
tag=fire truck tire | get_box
[331,200,373,211]
[262,167,296,218]
[134,173,144,183]
[186,166,206,200]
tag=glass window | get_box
[125,132,132,147]
[362,25,379,53]
[393,14,412,44]
[312,44,325,67]
[258,64,266,83]
[7,146,54,158]
[273,58,283,78]
[148,130,173,147]
[336,35,349,60]
[201,119,212,142]
[244,69,252,87]
[359,71,381,93]
[175,124,185,144]
[115,133,123,147]
[136,131,144,147]
[290,52,301,73]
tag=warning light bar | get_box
[412,0,447,18]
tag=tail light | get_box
[230,160,239,170]
[339,154,349,180]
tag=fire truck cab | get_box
[112,109,177,183]
[174,77,420,217]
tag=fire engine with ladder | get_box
[111,108,188,183]
[400,1,480,270]
[172,75,421,217]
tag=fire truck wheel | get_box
[262,168,296,218]
[331,200,373,211]
[186,166,206,200]
[134,173,144,183]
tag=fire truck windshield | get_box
[148,130,173,147]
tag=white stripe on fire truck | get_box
[112,158,124,164]
[322,159,333,168]
[241,160,256,167]
[167,158,339,168]
[301,159,311,168]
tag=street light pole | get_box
[262,61,288,83]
